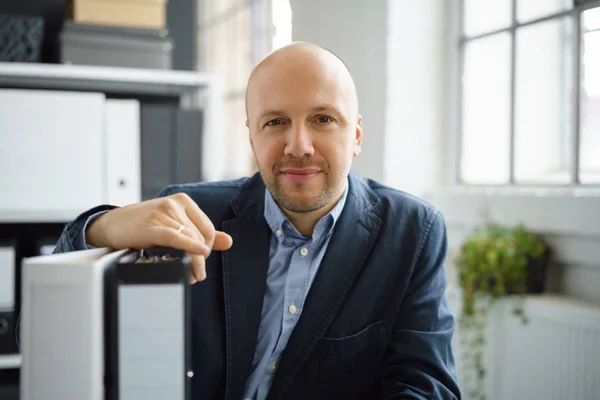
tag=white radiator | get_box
[447,290,600,400]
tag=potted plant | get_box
[454,222,550,400]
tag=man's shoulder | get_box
[362,178,438,213]
[357,177,443,229]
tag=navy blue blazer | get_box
[51,172,460,400]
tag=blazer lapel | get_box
[221,175,271,400]
[267,174,383,400]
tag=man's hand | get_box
[87,192,233,283]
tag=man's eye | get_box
[266,119,283,126]
[317,116,333,124]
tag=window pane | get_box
[580,8,600,184]
[517,0,572,23]
[514,18,574,184]
[583,7,600,31]
[463,0,512,37]
[461,33,511,184]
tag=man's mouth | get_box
[279,168,321,181]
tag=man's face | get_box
[246,49,362,214]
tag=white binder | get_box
[0,89,106,218]
[106,99,141,207]
[20,248,191,400]
[0,89,142,221]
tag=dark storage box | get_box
[59,21,173,69]
[0,14,44,62]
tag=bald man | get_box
[49,42,460,399]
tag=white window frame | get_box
[432,0,600,238]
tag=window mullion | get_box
[572,8,583,184]
[509,0,517,184]
[456,0,465,184]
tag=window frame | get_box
[455,0,600,189]
[429,0,600,237]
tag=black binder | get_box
[105,251,192,400]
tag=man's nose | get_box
[284,123,315,157]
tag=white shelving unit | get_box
[0,62,225,223]
[0,62,213,98]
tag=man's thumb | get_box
[213,231,233,251]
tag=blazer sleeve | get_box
[52,205,119,254]
[378,210,461,400]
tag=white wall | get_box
[385,0,448,197]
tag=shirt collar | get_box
[263,178,349,240]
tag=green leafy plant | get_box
[454,222,549,400]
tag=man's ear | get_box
[353,114,363,157]
[247,120,255,153]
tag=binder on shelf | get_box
[20,248,192,400]
[106,99,142,207]
[0,242,17,357]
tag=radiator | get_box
[447,290,600,400]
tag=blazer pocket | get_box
[318,319,386,358]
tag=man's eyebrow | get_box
[259,110,286,120]
[310,104,342,114]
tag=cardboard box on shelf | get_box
[67,0,168,30]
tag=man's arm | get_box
[378,211,461,400]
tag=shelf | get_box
[0,354,21,370]
[0,62,214,97]
[0,210,86,224]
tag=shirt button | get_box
[299,247,308,256]
[289,304,297,314]
[270,362,277,372]
[286,222,292,229]
[276,229,282,237]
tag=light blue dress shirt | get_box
[242,182,349,400]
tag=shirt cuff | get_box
[77,210,111,250]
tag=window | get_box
[458,0,600,186]
[198,0,292,178]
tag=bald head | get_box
[245,42,359,119]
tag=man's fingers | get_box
[178,194,218,249]
[213,231,233,251]
[189,253,206,282]
[170,207,210,257]
[162,227,209,256]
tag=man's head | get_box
[245,42,362,215]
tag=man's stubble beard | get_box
[270,177,336,213]
[255,154,349,213]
